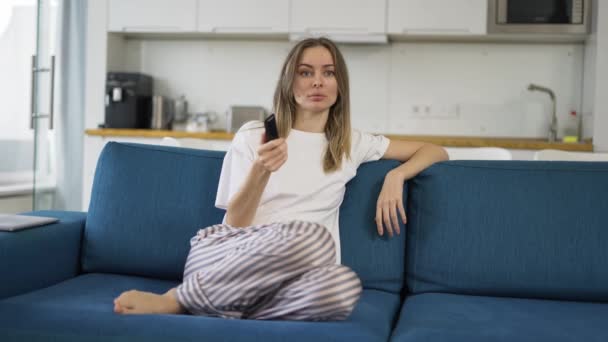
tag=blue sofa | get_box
[1,142,606,341]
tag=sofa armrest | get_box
[0,211,85,300]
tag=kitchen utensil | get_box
[150,95,174,130]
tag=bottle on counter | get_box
[174,95,189,123]
[563,110,582,143]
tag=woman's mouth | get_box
[308,94,326,101]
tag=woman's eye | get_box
[324,70,335,77]
[300,70,312,77]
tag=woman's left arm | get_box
[375,140,449,237]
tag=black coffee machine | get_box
[104,72,153,128]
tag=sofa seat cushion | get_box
[391,293,608,342]
[0,273,401,342]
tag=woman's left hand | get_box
[375,170,407,237]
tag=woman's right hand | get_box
[255,137,288,173]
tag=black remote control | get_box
[264,114,279,142]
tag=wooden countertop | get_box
[85,129,594,152]
[86,128,234,140]
[384,135,593,152]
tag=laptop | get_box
[0,214,59,232]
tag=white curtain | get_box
[53,0,86,210]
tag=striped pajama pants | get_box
[174,220,362,321]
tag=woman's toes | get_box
[114,292,136,314]
[112,289,181,315]
[117,292,135,307]
[114,299,124,313]
[121,307,137,315]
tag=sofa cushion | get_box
[340,160,406,294]
[406,161,608,301]
[83,143,226,280]
[0,273,401,342]
[390,292,608,342]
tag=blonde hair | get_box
[273,37,352,173]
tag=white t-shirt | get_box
[215,121,390,264]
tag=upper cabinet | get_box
[105,0,587,41]
[387,0,487,35]
[198,0,288,34]
[289,0,388,43]
[108,0,197,32]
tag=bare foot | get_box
[114,288,185,315]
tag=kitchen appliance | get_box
[104,72,153,128]
[150,95,174,130]
[226,106,266,132]
[487,0,590,35]
[174,95,188,123]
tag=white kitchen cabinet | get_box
[198,0,288,34]
[508,149,536,160]
[108,0,197,32]
[289,0,387,43]
[387,0,487,35]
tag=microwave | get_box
[487,0,590,34]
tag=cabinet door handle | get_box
[304,27,370,35]
[30,55,56,130]
[49,55,55,130]
[30,55,35,129]
[401,28,472,34]
[121,26,184,32]
[211,26,275,33]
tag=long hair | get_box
[273,37,351,173]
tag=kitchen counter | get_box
[86,129,234,140]
[85,129,594,152]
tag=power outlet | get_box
[429,104,460,119]
[409,104,460,119]
[411,105,423,116]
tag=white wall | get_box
[582,0,597,141]
[84,0,108,130]
[101,38,585,139]
[386,42,583,138]
[591,0,608,151]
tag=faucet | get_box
[527,83,557,143]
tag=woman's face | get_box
[292,46,338,114]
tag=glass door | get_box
[0,0,57,213]
[32,0,58,210]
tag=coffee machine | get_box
[104,72,153,128]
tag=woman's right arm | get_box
[224,137,287,227]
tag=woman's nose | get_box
[313,76,323,88]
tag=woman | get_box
[113,37,448,320]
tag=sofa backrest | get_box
[83,143,226,280]
[406,160,608,301]
[340,160,406,294]
[83,142,406,294]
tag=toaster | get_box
[226,106,267,132]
